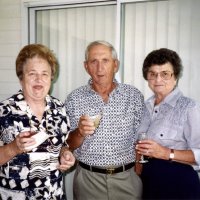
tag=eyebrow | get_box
[148,70,172,73]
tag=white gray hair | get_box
[85,40,118,61]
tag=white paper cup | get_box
[25,131,49,151]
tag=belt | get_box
[79,161,135,174]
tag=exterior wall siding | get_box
[0,0,21,101]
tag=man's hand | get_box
[78,115,96,137]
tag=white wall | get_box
[0,0,21,101]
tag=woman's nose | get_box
[35,74,42,81]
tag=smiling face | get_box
[147,62,177,99]
[84,44,119,87]
[20,56,52,103]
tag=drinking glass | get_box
[137,132,148,163]
[89,114,101,128]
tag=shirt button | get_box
[155,110,158,113]
[160,134,163,137]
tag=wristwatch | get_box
[169,149,174,161]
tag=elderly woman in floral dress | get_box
[0,44,75,199]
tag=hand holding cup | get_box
[17,129,36,152]
[24,130,49,151]
[78,114,102,137]
[18,128,49,152]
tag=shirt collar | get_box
[146,87,183,109]
[15,89,51,112]
[86,78,120,93]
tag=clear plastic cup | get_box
[89,114,101,128]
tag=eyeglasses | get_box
[147,71,174,80]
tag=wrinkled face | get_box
[84,44,118,87]
[20,57,52,103]
[147,62,177,97]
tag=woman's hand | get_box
[136,139,170,160]
[0,131,36,165]
[58,147,75,171]
[15,131,36,153]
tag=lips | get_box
[33,85,43,89]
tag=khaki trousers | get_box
[73,165,142,200]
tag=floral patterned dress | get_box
[0,90,70,200]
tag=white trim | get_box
[29,9,36,44]
[119,0,148,2]
[22,0,116,7]
[115,0,122,82]
[25,1,116,10]
[116,0,121,54]
[21,0,29,46]
[119,0,167,2]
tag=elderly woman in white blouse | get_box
[136,48,200,199]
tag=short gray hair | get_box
[85,40,118,61]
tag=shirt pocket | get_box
[157,125,183,147]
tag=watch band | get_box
[169,149,174,161]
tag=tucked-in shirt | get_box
[65,80,144,167]
[137,87,200,168]
[0,90,70,200]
